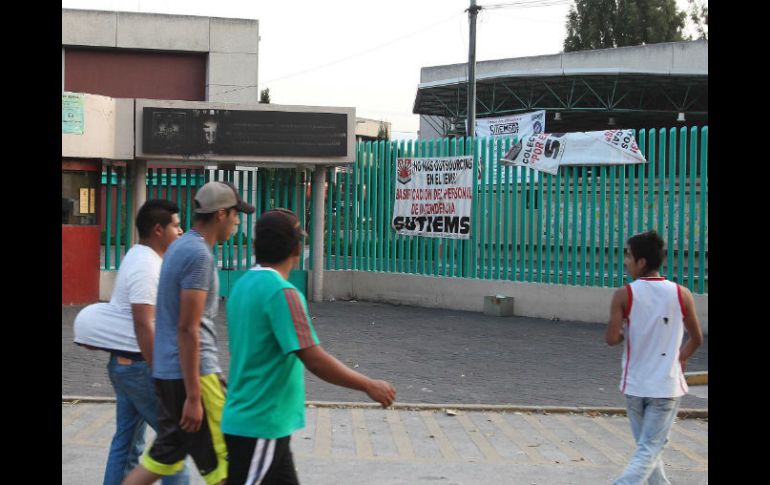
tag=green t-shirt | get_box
[221,266,320,439]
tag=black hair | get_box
[254,209,304,264]
[626,230,665,274]
[136,199,179,238]
[193,205,237,223]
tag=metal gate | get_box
[101,164,313,298]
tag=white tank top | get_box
[620,277,689,398]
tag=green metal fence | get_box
[101,166,313,295]
[324,127,708,294]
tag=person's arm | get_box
[678,285,704,372]
[296,345,396,408]
[606,287,628,346]
[178,288,206,433]
[131,304,155,365]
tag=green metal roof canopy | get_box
[414,41,708,135]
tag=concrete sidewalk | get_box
[62,402,708,484]
[62,300,708,409]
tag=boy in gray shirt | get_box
[123,182,254,485]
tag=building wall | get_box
[62,9,259,103]
[61,93,134,160]
[64,49,206,101]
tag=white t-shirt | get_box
[73,244,162,353]
[620,277,689,398]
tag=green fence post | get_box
[637,129,646,236]
[479,138,488,279]
[608,166,616,286]
[617,164,626,286]
[105,164,113,270]
[545,167,553,284]
[578,167,587,285]
[677,127,687,285]
[494,138,503,280]
[467,137,478,279]
[115,166,123,268]
[648,129,656,232]
[668,128,677,280]
[698,127,708,293]
[326,168,334,270]
[598,167,606,286]
[378,140,386,273]
[657,129,667,237]
[589,167,597,286]
[502,137,511,280]
[554,168,561,284]
[528,167,536,283]
[688,127,697,290]
[570,168,578,285]
[372,142,381,273]
[124,164,132,253]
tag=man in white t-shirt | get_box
[606,230,703,485]
[74,199,188,485]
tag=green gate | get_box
[101,165,313,298]
[324,127,708,294]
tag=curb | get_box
[685,371,708,386]
[62,396,707,419]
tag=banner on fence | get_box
[392,156,474,239]
[499,129,646,175]
[473,110,546,140]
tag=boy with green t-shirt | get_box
[222,208,396,485]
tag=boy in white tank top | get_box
[606,230,703,485]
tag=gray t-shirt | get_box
[153,229,221,379]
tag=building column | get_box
[131,159,147,245]
[311,166,326,302]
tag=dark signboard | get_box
[143,108,348,157]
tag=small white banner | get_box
[499,129,647,175]
[474,110,546,140]
[392,156,474,239]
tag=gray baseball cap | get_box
[194,181,255,214]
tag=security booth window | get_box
[62,170,99,225]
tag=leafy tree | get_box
[686,0,708,40]
[564,0,687,52]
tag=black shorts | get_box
[224,434,299,485]
[141,374,228,485]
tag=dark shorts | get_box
[141,374,228,485]
[224,434,299,485]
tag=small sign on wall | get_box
[62,92,84,135]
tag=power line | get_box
[216,11,464,97]
[482,0,572,9]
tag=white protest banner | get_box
[499,129,646,175]
[474,110,546,140]
[392,156,474,239]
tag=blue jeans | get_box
[103,354,190,485]
[613,395,682,485]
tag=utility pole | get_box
[467,0,481,138]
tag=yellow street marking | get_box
[521,413,586,463]
[72,406,115,442]
[314,407,332,457]
[350,409,374,458]
[62,403,89,428]
[672,422,708,447]
[386,409,415,459]
[555,414,627,466]
[486,413,549,465]
[419,411,460,462]
[456,412,503,463]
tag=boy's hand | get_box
[365,379,396,408]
